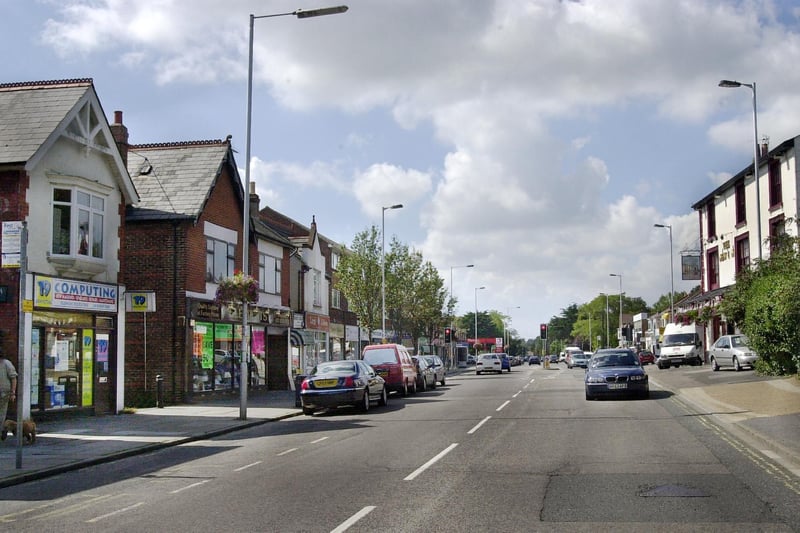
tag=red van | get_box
[362,343,418,396]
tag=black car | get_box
[300,360,388,415]
[528,355,540,365]
[585,348,649,400]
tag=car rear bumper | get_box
[300,388,362,408]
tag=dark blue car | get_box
[500,353,511,372]
[584,348,649,400]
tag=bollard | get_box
[155,374,164,408]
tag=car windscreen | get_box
[592,353,638,367]
[663,333,697,346]
[363,348,398,365]
[731,335,750,348]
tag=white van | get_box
[656,323,704,369]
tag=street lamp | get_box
[654,223,674,323]
[474,286,485,356]
[609,273,623,347]
[719,79,762,261]
[242,5,348,420]
[381,204,403,342]
[449,264,474,367]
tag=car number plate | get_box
[608,383,627,390]
[314,379,339,388]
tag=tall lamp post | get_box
[381,204,403,342]
[449,264,474,367]
[609,273,623,346]
[242,5,348,420]
[654,223,674,323]
[474,286,485,356]
[719,79,762,261]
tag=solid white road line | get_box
[496,400,510,411]
[330,506,376,533]
[468,416,491,434]
[277,448,298,456]
[170,480,210,494]
[404,443,459,481]
[310,436,329,444]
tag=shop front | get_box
[189,299,290,394]
[30,275,121,416]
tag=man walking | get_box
[0,348,18,429]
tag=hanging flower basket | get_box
[215,271,259,305]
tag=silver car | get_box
[709,334,758,371]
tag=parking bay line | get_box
[404,443,459,481]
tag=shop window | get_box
[51,187,105,258]
[42,328,82,409]
[192,321,245,392]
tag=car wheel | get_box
[419,377,427,392]
[431,376,437,389]
[410,379,418,394]
[378,386,388,407]
[711,357,719,371]
[402,380,409,396]
[734,356,742,372]
[585,390,594,401]
[359,388,370,412]
[302,406,314,416]
[639,390,650,400]
[440,376,446,386]
[477,371,481,375]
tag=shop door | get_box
[94,332,114,414]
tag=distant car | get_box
[466,355,477,366]
[566,351,589,369]
[499,353,512,372]
[362,343,417,396]
[422,355,446,386]
[585,348,649,400]
[528,355,540,365]
[476,353,502,374]
[549,354,559,364]
[638,350,655,365]
[709,334,758,372]
[300,360,388,415]
[412,355,437,391]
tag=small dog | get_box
[1,418,36,444]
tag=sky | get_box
[4,0,800,340]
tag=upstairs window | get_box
[707,248,719,291]
[313,269,322,307]
[706,200,716,239]
[768,158,782,208]
[51,187,105,258]
[331,288,341,309]
[206,238,235,282]
[734,181,746,225]
[331,251,340,270]
[734,235,750,274]
[258,253,281,294]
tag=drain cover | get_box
[639,484,708,497]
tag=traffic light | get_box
[540,323,548,340]
[445,327,453,343]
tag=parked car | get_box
[466,355,477,366]
[566,350,589,369]
[476,353,502,374]
[549,354,559,364]
[585,348,649,400]
[362,343,417,396]
[422,355,446,386]
[528,355,540,365]
[709,334,758,372]
[300,360,387,415]
[638,350,655,365]
[499,353,512,372]
[412,355,437,391]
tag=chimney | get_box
[249,181,260,218]
[110,110,129,167]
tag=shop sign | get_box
[293,311,305,329]
[1,221,22,268]
[193,300,221,321]
[306,312,330,332]
[34,275,117,312]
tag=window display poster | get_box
[252,329,265,356]
[55,339,70,371]
[31,328,40,407]
[197,322,214,369]
[82,329,93,406]
[96,334,109,363]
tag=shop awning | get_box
[290,329,316,346]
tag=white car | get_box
[476,353,502,375]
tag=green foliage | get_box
[333,226,383,335]
[719,233,800,375]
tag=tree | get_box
[332,226,382,339]
[719,233,800,375]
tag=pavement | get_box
[0,368,798,488]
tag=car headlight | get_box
[629,374,647,381]
[586,376,605,383]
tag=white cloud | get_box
[353,163,433,219]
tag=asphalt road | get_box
[0,364,797,532]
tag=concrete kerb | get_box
[0,410,303,489]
